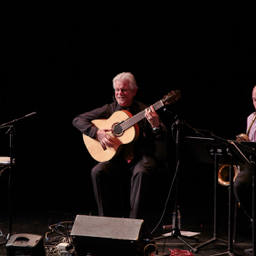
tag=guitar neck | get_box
[121,100,164,131]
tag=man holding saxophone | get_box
[233,85,256,220]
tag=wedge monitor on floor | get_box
[71,215,154,256]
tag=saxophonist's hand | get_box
[236,133,249,142]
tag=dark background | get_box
[0,2,255,217]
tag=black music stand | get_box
[234,141,256,256]
[185,135,249,256]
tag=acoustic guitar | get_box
[83,90,181,162]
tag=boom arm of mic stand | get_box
[0,111,36,127]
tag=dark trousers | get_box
[91,155,156,219]
[233,166,254,220]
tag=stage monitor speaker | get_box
[6,233,46,256]
[71,215,153,256]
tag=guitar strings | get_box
[120,100,164,131]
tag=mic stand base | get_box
[171,228,198,253]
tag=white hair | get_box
[112,72,138,90]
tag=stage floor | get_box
[0,209,253,256]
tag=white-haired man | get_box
[73,72,167,219]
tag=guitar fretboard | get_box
[120,100,164,131]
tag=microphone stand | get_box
[0,112,36,242]
[0,124,15,242]
[168,115,198,252]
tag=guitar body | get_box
[82,110,139,162]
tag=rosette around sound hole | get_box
[112,122,124,137]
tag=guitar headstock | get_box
[162,90,181,105]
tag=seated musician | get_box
[234,85,256,221]
[72,72,167,220]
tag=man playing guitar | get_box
[73,72,169,219]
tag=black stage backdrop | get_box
[0,2,255,215]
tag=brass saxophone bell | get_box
[219,115,255,186]
[218,164,240,186]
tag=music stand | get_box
[233,141,256,256]
[185,135,249,256]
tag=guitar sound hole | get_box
[112,123,123,137]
